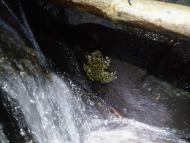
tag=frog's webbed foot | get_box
[128,0,132,5]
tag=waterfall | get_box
[0,60,187,143]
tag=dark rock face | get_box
[19,0,190,91]
[0,88,34,143]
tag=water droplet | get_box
[20,129,26,136]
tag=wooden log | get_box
[51,0,190,39]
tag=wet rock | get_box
[0,124,9,143]
[0,88,35,143]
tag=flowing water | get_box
[0,73,187,143]
[0,57,187,143]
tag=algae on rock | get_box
[84,50,117,84]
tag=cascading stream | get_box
[0,61,187,143]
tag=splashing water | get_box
[0,66,187,143]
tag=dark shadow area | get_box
[21,0,190,92]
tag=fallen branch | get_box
[51,0,190,39]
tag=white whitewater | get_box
[0,70,187,143]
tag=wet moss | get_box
[84,50,117,84]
